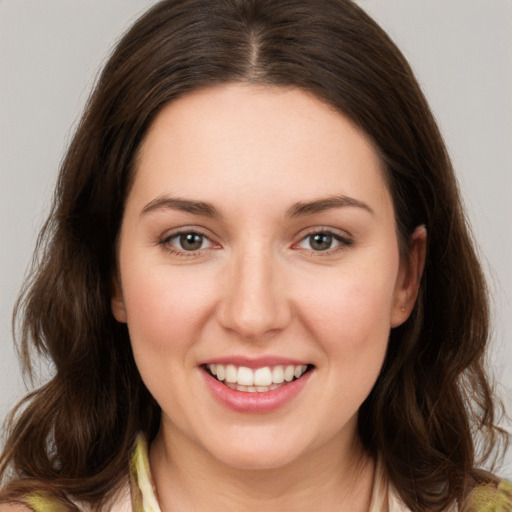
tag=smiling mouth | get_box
[204,363,313,393]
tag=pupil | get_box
[311,233,332,251]
[180,233,202,250]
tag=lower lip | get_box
[202,369,312,414]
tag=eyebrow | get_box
[286,195,374,217]
[140,194,373,219]
[140,197,221,217]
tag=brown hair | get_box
[1,0,508,510]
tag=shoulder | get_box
[463,478,512,512]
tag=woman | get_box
[0,0,510,510]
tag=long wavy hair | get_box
[0,0,507,510]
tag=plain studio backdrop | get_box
[1,0,511,477]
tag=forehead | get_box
[131,83,392,217]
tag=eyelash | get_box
[293,228,353,255]
[158,228,353,257]
[159,230,217,258]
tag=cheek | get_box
[295,250,399,392]
[302,267,397,345]
[120,264,216,360]
[301,271,396,416]
[119,265,219,420]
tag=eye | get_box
[162,231,215,252]
[295,230,352,252]
[306,233,335,251]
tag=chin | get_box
[204,437,305,471]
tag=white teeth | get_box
[206,363,309,390]
[237,366,253,386]
[254,367,272,386]
[236,384,256,392]
[294,365,307,378]
[225,364,237,383]
[272,366,285,384]
[284,365,295,382]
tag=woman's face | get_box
[112,84,424,470]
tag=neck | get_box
[149,423,375,512]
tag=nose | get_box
[217,243,292,340]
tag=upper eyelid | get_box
[293,226,353,241]
[165,231,212,243]
[160,226,217,242]
[292,227,354,251]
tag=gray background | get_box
[1,0,511,476]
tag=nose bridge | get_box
[219,239,290,339]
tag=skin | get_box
[112,83,426,511]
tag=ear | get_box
[391,226,427,327]
[111,275,128,323]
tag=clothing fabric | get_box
[23,435,512,511]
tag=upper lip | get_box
[199,356,312,368]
